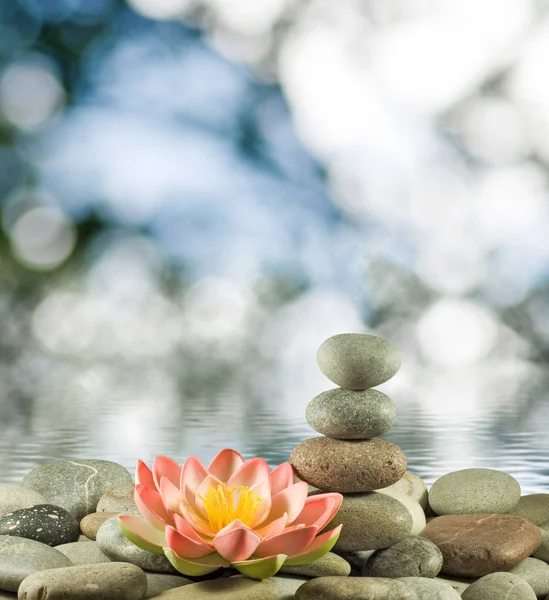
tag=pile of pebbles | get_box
[1,334,549,599]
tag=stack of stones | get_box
[290,333,427,554]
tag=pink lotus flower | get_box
[118,449,342,579]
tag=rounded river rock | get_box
[315,491,413,553]
[306,388,396,439]
[0,485,46,520]
[0,504,79,547]
[295,576,415,600]
[461,572,537,600]
[508,557,549,598]
[290,437,407,493]
[513,494,549,526]
[398,577,461,600]
[317,334,401,390]
[429,468,521,515]
[421,513,542,578]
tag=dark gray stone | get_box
[21,460,133,521]
[0,504,79,547]
[316,333,401,390]
[0,535,72,592]
[306,388,396,439]
[362,535,443,578]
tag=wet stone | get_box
[0,504,79,547]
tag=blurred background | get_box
[1,0,549,491]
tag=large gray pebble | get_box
[0,535,72,592]
[145,573,192,598]
[317,334,401,390]
[17,562,147,600]
[21,460,133,521]
[462,572,537,599]
[306,388,396,439]
[398,577,461,599]
[0,485,46,520]
[295,576,415,599]
[376,472,429,510]
[534,530,549,563]
[96,483,139,515]
[508,557,549,597]
[54,541,112,565]
[96,516,175,573]
[148,577,277,599]
[513,495,549,526]
[278,552,350,578]
[362,535,443,578]
[429,468,521,515]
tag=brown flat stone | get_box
[421,514,542,578]
[80,512,118,540]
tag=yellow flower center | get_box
[199,483,262,533]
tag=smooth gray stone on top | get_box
[20,460,133,522]
[428,468,521,515]
[96,516,175,573]
[362,535,443,578]
[0,535,72,592]
[54,541,112,565]
[306,388,396,439]
[0,485,46,520]
[508,557,549,598]
[461,572,537,600]
[317,333,401,390]
[17,562,147,600]
[398,577,461,599]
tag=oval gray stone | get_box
[294,576,415,600]
[461,572,537,600]
[96,516,175,573]
[315,491,412,553]
[278,552,350,578]
[0,504,79,547]
[21,460,133,522]
[513,494,549,526]
[0,535,72,592]
[306,388,396,439]
[145,573,192,598]
[0,485,46,520]
[362,535,443,578]
[54,541,112,565]
[508,557,549,598]
[429,468,521,515]
[376,472,429,510]
[148,577,277,599]
[17,562,147,600]
[317,334,401,390]
[398,577,461,599]
[96,483,139,515]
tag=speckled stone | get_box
[148,577,277,599]
[317,334,401,390]
[144,573,192,598]
[306,388,396,440]
[278,553,351,578]
[508,557,549,597]
[376,471,429,510]
[294,576,415,600]
[0,485,46,520]
[0,504,79,547]
[428,468,521,515]
[21,460,133,522]
[513,495,549,526]
[96,516,176,573]
[316,491,412,553]
[96,483,139,515]
[461,572,537,600]
[362,535,443,578]
[290,437,407,493]
[0,535,72,592]
[376,489,426,535]
[398,577,461,599]
[79,512,118,541]
[421,514,542,578]
[17,562,147,600]
[54,541,112,565]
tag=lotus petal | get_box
[247,481,271,527]
[208,448,245,482]
[164,549,228,577]
[255,513,288,539]
[227,457,271,490]
[232,554,287,579]
[135,460,156,490]
[118,515,166,555]
[180,496,214,538]
[180,456,208,497]
[173,513,210,545]
[270,462,294,496]
[160,476,183,515]
[283,524,342,565]
[194,474,224,519]
[165,525,213,558]
[267,481,309,525]
[212,519,262,562]
[294,493,342,530]
[255,525,317,558]
[134,484,171,530]
[153,456,182,491]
